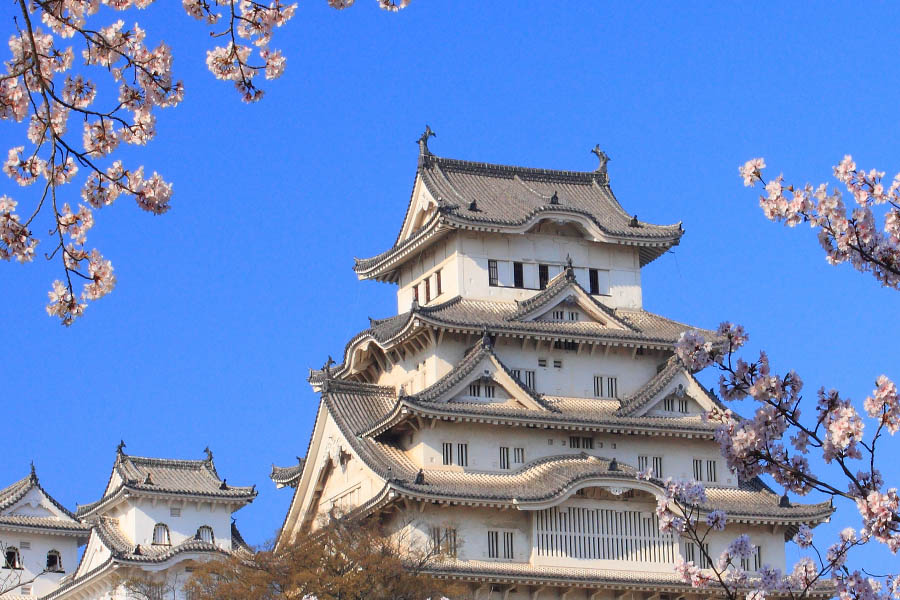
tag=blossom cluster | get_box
[3,0,408,324]
[739,156,900,290]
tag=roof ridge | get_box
[424,153,601,181]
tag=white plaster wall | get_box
[376,333,665,400]
[412,421,734,487]
[121,498,234,552]
[0,530,81,598]
[397,237,459,313]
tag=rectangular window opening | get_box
[538,264,549,289]
[457,443,468,467]
[513,262,524,288]
[589,269,599,295]
[524,370,536,389]
[499,447,510,470]
[488,260,499,287]
[442,442,453,466]
[435,270,442,296]
[425,278,431,303]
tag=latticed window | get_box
[536,506,676,562]
[663,397,675,411]
[594,375,617,398]
[513,447,525,463]
[589,268,600,294]
[538,264,549,289]
[678,398,689,413]
[4,547,21,569]
[468,382,481,397]
[706,460,717,482]
[487,530,499,558]
[513,262,524,288]
[152,523,171,545]
[693,458,704,481]
[524,370,535,389]
[457,443,468,467]
[499,447,510,470]
[488,260,499,286]
[553,310,565,320]
[503,531,514,559]
[568,311,578,321]
[442,443,453,465]
[483,384,495,399]
[431,527,457,557]
[197,526,214,543]
[652,456,663,478]
[46,549,63,572]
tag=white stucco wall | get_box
[396,231,643,314]
[0,529,81,598]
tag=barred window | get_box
[593,376,617,398]
[457,443,468,467]
[553,310,565,320]
[589,268,600,294]
[46,549,63,572]
[663,397,675,411]
[442,442,453,465]
[468,382,481,397]
[424,278,431,303]
[3,547,20,569]
[487,530,499,558]
[503,531,514,559]
[484,384,495,399]
[152,523,170,545]
[197,526,214,544]
[678,397,689,413]
[706,460,717,483]
[693,458,704,481]
[499,447,510,470]
[513,262,524,288]
[524,370,536,389]
[513,447,525,463]
[538,264,549,289]
[652,456,663,478]
[435,270,442,295]
[488,260,499,286]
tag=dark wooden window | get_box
[488,260,499,286]
[435,270,442,295]
[538,264,549,289]
[589,268,600,294]
[412,285,419,302]
[513,262,524,288]
[425,278,431,302]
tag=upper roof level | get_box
[0,465,90,538]
[354,130,683,286]
[76,443,257,519]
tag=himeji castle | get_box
[275,131,834,599]
[0,446,255,600]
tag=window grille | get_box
[488,260,499,286]
[433,527,458,558]
[700,543,711,568]
[638,455,648,471]
[487,530,499,558]
[663,397,675,411]
[589,268,600,294]
[553,340,577,351]
[538,264,549,289]
[594,376,618,398]
[513,447,525,463]
[652,456,663,478]
[569,436,580,449]
[468,382,481,397]
[678,398,689,413]
[46,549,62,572]
[425,278,431,303]
[4,548,20,569]
[499,447,510,470]
[197,526,214,544]
[553,360,563,369]
[513,262,524,288]
[170,507,181,517]
[706,460,717,482]
[741,555,751,571]
[20,586,31,596]
[684,541,696,563]
[537,358,547,368]
[553,310,565,320]
[524,370,536,389]
[435,270,442,295]
[19,541,30,550]
[693,459,704,481]
[568,311,579,321]
[457,443,468,467]
[152,523,171,545]
[442,443,453,465]
[510,368,521,380]
[484,384,495,399]
[754,545,762,570]
[503,531,514,559]
[535,506,676,562]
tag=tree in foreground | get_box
[1,0,408,325]
[184,513,465,600]
[656,157,899,600]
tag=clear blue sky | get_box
[3,1,898,570]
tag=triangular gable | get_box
[396,173,442,245]
[412,341,547,411]
[509,268,630,330]
[617,358,722,417]
[6,487,71,521]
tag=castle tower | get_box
[276,133,832,599]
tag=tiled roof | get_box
[309,294,715,386]
[0,467,88,534]
[407,338,553,410]
[77,448,256,518]
[231,521,253,555]
[94,516,225,563]
[270,460,305,488]
[355,153,684,279]
[425,558,834,597]
[320,384,832,523]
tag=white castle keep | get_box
[273,132,833,599]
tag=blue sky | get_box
[2,0,899,569]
